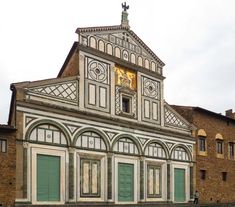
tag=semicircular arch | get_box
[111,134,143,155]
[170,144,192,162]
[144,139,169,159]
[25,119,71,146]
[73,127,110,151]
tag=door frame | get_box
[114,156,138,204]
[171,162,190,203]
[31,146,66,204]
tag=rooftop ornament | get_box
[121,2,130,28]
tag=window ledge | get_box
[198,151,207,156]
[216,153,224,159]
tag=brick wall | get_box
[0,127,16,207]
[173,106,235,204]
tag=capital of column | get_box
[23,142,29,149]
[68,147,75,153]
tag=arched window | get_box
[98,40,105,52]
[138,56,143,66]
[215,133,224,156]
[145,59,150,69]
[89,37,97,49]
[172,146,190,161]
[130,53,136,64]
[115,47,121,58]
[29,124,67,145]
[151,62,156,72]
[75,131,106,151]
[113,137,139,155]
[145,142,167,159]
[106,44,113,55]
[197,129,207,152]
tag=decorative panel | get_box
[64,124,79,135]
[104,131,117,141]
[147,165,161,198]
[99,87,107,108]
[115,86,137,119]
[25,116,37,127]
[141,76,161,124]
[84,56,110,113]
[144,100,150,118]
[76,131,106,151]
[113,138,139,155]
[142,76,160,100]
[80,159,100,197]
[29,124,67,145]
[145,142,166,159]
[138,137,149,146]
[164,104,189,130]
[86,57,109,84]
[26,80,78,104]
[152,102,158,120]
[88,84,96,105]
[115,66,136,91]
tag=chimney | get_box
[225,109,235,119]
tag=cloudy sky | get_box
[0,0,235,123]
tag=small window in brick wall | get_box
[216,140,223,154]
[229,142,234,159]
[0,139,7,153]
[200,170,206,180]
[222,172,227,181]
[199,137,206,151]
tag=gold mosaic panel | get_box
[115,65,136,90]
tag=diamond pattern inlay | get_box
[165,105,188,128]
[27,81,78,102]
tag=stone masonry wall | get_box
[0,129,16,207]
[193,111,235,204]
[173,106,235,204]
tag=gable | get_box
[76,26,164,75]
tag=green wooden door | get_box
[37,154,60,201]
[118,163,134,202]
[174,168,185,202]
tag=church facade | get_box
[11,7,195,206]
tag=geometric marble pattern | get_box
[165,105,188,129]
[138,137,149,145]
[25,116,37,127]
[142,76,160,99]
[27,81,78,102]
[64,124,79,135]
[105,132,117,141]
[166,142,174,150]
[87,58,109,84]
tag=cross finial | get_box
[122,2,129,12]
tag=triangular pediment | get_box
[76,25,164,75]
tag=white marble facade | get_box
[14,23,195,205]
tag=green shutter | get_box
[37,154,60,201]
[118,163,134,202]
[174,168,185,202]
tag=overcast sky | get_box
[0,0,235,123]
